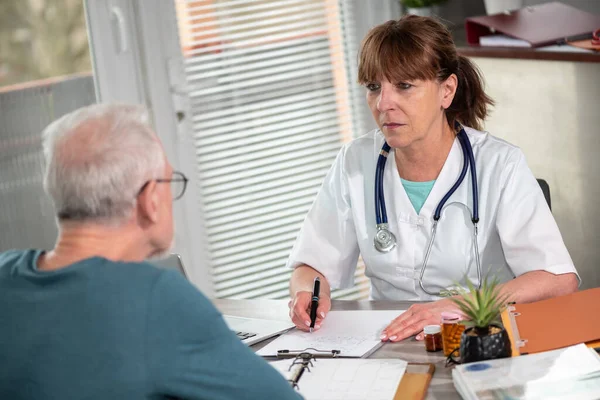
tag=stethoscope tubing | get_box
[433,130,470,221]
[375,143,391,225]
[458,129,479,222]
[377,128,476,223]
[374,125,482,296]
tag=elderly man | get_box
[0,104,300,400]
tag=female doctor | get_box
[287,15,579,342]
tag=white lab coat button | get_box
[395,268,412,278]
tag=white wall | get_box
[473,57,600,289]
[523,0,599,14]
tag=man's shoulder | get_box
[0,249,38,272]
[147,267,215,313]
[0,249,29,263]
[70,257,163,283]
[88,259,203,303]
[79,259,216,327]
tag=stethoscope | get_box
[373,124,482,296]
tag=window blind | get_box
[174,0,369,299]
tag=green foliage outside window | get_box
[0,0,91,88]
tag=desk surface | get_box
[214,298,459,400]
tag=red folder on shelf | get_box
[465,2,600,47]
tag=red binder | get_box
[465,2,600,47]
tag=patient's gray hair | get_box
[42,103,165,223]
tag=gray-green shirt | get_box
[0,250,301,400]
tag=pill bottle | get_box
[441,312,465,357]
[423,325,443,352]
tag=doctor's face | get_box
[365,77,448,149]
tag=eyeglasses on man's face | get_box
[138,171,189,201]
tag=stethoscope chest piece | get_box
[374,223,396,253]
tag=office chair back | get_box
[537,179,551,211]
[150,253,187,277]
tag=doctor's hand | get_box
[380,298,462,342]
[288,291,331,332]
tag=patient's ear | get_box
[137,181,159,223]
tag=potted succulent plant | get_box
[451,277,512,363]
[400,0,447,17]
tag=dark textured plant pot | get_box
[459,325,511,364]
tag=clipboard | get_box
[501,287,600,356]
[394,363,435,400]
[273,349,435,400]
[465,2,600,47]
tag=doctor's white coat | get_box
[287,127,578,301]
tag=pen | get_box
[309,277,320,333]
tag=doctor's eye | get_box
[365,83,381,92]
[395,82,413,90]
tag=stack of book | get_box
[453,344,600,400]
[453,288,600,399]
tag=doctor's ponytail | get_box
[446,56,494,131]
[358,15,494,131]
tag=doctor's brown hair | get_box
[358,15,493,131]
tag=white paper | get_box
[537,44,596,53]
[453,344,600,400]
[271,358,407,400]
[479,35,595,53]
[479,34,532,47]
[257,310,404,358]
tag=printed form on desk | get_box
[271,358,407,400]
[257,310,404,358]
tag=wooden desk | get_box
[214,299,459,400]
